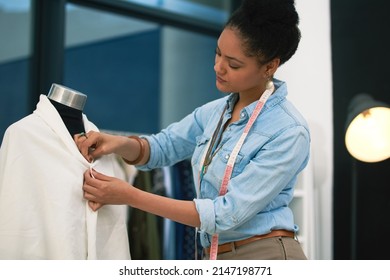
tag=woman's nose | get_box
[214,59,225,74]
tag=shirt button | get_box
[225,154,230,160]
[240,112,245,118]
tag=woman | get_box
[75,0,310,260]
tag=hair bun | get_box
[241,0,299,26]
[226,0,301,65]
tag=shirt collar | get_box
[225,78,287,116]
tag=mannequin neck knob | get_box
[47,83,87,111]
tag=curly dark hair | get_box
[225,0,301,66]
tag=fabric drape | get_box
[0,95,131,260]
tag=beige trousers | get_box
[203,237,307,260]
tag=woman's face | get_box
[214,28,269,97]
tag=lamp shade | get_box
[345,93,390,162]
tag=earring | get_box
[266,79,274,90]
[264,71,273,90]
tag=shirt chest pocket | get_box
[192,135,246,183]
[210,146,245,180]
[191,135,210,169]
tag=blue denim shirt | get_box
[138,79,310,248]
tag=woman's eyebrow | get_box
[225,55,245,64]
[216,45,245,64]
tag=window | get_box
[0,0,32,138]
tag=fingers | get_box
[83,169,112,205]
[86,169,111,182]
[83,189,97,202]
[82,169,129,207]
[88,201,103,211]
[83,169,101,189]
[83,169,99,200]
[74,131,98,162]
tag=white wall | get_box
[277,0,333,259]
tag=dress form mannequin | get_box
[47,83,87,136]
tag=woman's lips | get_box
[216,76,227,83]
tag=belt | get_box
[205,230,295,255]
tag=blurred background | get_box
[0,0,389,260]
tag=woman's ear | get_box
[265,58,281,77]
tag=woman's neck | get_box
[237,79,274,107]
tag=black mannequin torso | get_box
[49,99,85,136]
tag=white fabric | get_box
[0,95,131,260]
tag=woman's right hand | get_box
[74,131,124,162]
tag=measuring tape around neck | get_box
[204,81,275,260]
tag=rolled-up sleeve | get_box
[193,198,215,233]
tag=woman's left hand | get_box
[83,169,132,211]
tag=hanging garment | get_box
[0,95,131,260]
[161,166,176,260]
[128,170,162,260]
[171,160,202,260]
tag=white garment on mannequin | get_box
[0,95,131,260]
